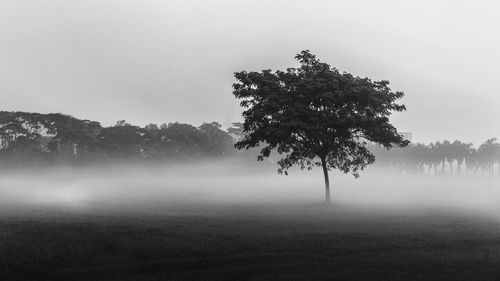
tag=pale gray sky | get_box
[1,0,499,145]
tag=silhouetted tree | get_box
[158,122,208,158]
[95,125,146,159]
[47,114,102,159]
[233,50,408,203]
[451,140,472,176]
[464,145,478,176]
[199,122,234,156]
[478,138,500,176]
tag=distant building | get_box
[400,132,413,142]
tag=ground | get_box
[1,203,500,281]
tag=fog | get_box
[1,162,500,218]
[2,1,500,144]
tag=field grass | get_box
[1,203,500,281]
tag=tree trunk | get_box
[321,157,331,204]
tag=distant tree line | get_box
[0,111,248,165]
[1,111,499,176]
[369,140,500,176]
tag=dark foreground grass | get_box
[1,203,500,281]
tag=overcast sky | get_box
[1,0,499,145]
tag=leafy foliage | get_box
[95,125,146,158]
[199,122,234,156]
[0,112,238,164]
[233,50,408,176]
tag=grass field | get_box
[2,202,500,281]
[2,165,500,280]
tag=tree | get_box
[199,122,234,156]
[158,122,208,158]
[95,125,146,159]
[47,114,102,158]
[478,138,500,176]
[233,50,408,203]
[452,140,472,176]
[464,145,478,176]
[439,140,453,175]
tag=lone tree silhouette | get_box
[233,50,408,203]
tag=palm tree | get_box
[464,146,478,176]
[428,142,441,175]
[478,138,500,176]
[441,140,454,175]
[452,140,472,176]
[433,141,447,175]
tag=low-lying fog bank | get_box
[1,161,500,217]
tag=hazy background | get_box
[1,0,500,145]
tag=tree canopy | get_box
[233,50,409,202]
[2,111,500,177]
